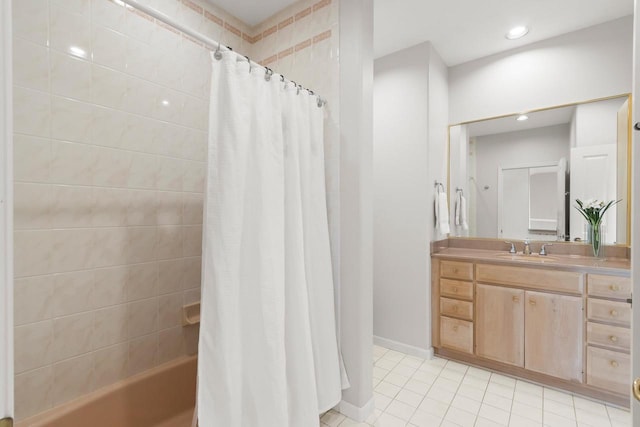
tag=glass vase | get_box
[589,222,603,258]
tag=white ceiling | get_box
[209,0,634,66]
[374,0,634,65]
[205,0,299,27]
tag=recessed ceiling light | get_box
[506,26,529,40]
[161,100,170,106]
[516,114,529,121]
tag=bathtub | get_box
[17,356,197,427]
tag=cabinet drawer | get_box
[588,299,631,327]
[440,316,473,354]
[440,260,474,281]
[476,264,583,294]
[588,274,631,300]
[440,279,473,300]
[587,322,630,351]
[440,297,473,321]
[587,346,630,395]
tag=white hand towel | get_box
[459,194,469,231]
[436,191,450,235]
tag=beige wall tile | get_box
[52,270,95,317]
[93,305,128,350]
[157,191,183,225]
[49,5,91,58]
[183,225,203,257]
[93,343,128,389]
[182,193,204,225]
[50,184,95,228]
[52,353,94,406]
[14,230,55,277]
[158,293,183,330]
[127,189,158,226]
[13,134,51,183]
[156,225,183,260]
[183,257,202,290]
[128,298,158,338]
[50,140,95,186]
[13,37,50,92]
[50,51,92,102]
[126,226,157,263]
[14,276,54,326]
[158,258,185,295]
[93,266,128,308]
[158,326,185,364]
[92,187,130,227]
[14,86,51,138]
[128,333,158,375]
[51,96,93,143]
[50,228,96,273]
[52,312,94,362]
[13,183,53,230]
[127,262,158,301]
[13,0,50,45]
[92,26,127,71]
[14,366,54,420]
[92,227,129,268]
[15,320,54,374]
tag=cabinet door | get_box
[525,291,583,382]
[476,284,525,367]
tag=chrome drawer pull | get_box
[610,310,618,317]
[512,296,519,303]
[610,360,619,368]
[610,335,618,343]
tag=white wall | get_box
[374,43,430,353]
[0,0,12,419]
[449,17,633,124]
[472,124,570,238]
[573,97,628,147]
[373,42,448,355]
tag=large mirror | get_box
[449,95,631,245]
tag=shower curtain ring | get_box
[264,68,273,81]
[214,41,222,60]
[245,56,252,72]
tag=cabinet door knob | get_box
[452,305,459,312]
[610,310,618,317]
[512,296,520,303]
[610,335,618,343]
[453,268,459,274]
[609,284,620,291]
[529,299,536,306]
[452,325,459,332]
[610,360,619,368]
[452,287,458,293]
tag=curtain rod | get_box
[118,0,326,107]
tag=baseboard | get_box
[337,396,375,422]
[374,335,434,360]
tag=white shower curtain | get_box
[197,52,343,427]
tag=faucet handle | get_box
[539,243,553,256]
[504,242,516,254]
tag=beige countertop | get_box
[432,247,630,276]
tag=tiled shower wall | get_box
[12,0,340,421]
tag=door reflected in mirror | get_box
[449,95,631,245]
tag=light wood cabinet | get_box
[475,284,524,367]
[524,291,583,382]
[433,257,630,406]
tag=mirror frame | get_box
[446,93,632,247]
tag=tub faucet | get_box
[523,239,531,255]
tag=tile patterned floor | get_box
[320,345,631,427]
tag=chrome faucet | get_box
[523,239,531,255]
[539,243,553,256]
[504,242,516,254]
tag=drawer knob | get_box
[512,296,520,303]
[452,306,459,312]
[452,287,458,293]
[610,284,620,291]
[610,310,618,317]
[453,268,459,274]
[452,325,459,332]
[610,360,619,368]
[610,335,618,343]
[529,299,537,306]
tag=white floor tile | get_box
[376,358,398,371]
[374,412,406,427]
[511,400,542,423]
[408,409,442,427]
[514,390,543,409]
[490,373,517,388]
[544,388,574,406]
[374,392,393,411]
[476,417,506,427]
[417,396,450,419]
[403,378,431,396]
[385,400,416,421]
[544,399,576,420]
[395,389,425,407]
[482,391,513,410]
[385,372,410,388]
[543,411,577,427]
[478,402,511,426]
[456,384,486,402]
[444,406,477,427]
[375,381,402,399]
[487,382,515,399]
[321,410,346,427]
[509,413,542,427]
[450,393,481,415]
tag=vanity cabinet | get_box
[433,256,631,407]
[524,291,583,382]
[585,273,632,395]
[475,284,524,367]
